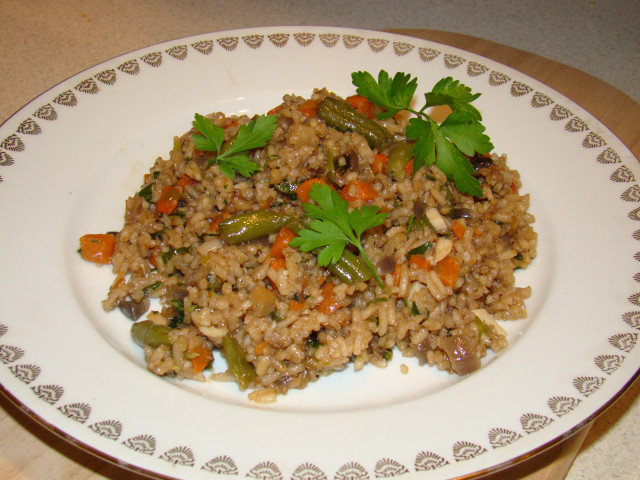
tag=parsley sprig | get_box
[352,71,493,196]
[289,183,388,288]
[192,113,277,178]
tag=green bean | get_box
[285,216,311,233]
[387,142,415,181]
[221,334,256,390]
[317,97,393,149]
[131,320,172,348]
[326,250,372,284]
[218,210,292,245]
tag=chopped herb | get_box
[411,302,420,315]
[207,274,223,292]
[367,297,388,305]
[143,281,162,294]
[192,113,277,179]
[272,180,298,200]
[475,315,490,338]
[288,183,388,288]
[270,311,285,322]
[406,242,433,259]
[352,70,492,196]
[170,299,184,314]
[382,349,393,361]
[307,332,321,349]
[407,215,436,233]
[138,184,153,202]
[161,246,190,264]
[169,315,182,329]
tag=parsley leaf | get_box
[352,70,417,119]
[352,71,493,197]
[289,183,388,288]
[191,113,277,179]
[424,77,482,121]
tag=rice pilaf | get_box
[88,85,536,402]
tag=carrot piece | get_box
[268,104,283,115]
[223,119,239,129]
[156,186,181,214]
[270,258,287,271]
[409,255,432,271]
[79,234,115,264]
[289,300,305,311]
[270,226,296,259]
[296,178,327,203]
[510,183,518,194]
[298,99,318,118]
[452,220,466,240]
[436,256,461,287]
[340,180,377,203]
[372,153,388,175]
[254,341,268,355]
[346,95,375,119]
[404,158,414,178]
[175,175,195,188]
[258,199,272,210]
[316,282,341,314]
[392,263,402,287]
[209,212,231,232]
[188,344,213,374]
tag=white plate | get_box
[1,27,639,479]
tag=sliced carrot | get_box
[340,180,377,203]
[258,199,272,210]
[409,255,432,271]
[346,95,375,119]
[405,158,414,178]
[175,175,195,188]
[452,220,466,240]
[436,255,461,287]
[289,300,305,311]
[298,99,318,118]
[79,234,115,264]
[254,341,268,355]
[156,186,181,214]
[372,153,388,175]
[296,177,328,203]
[268,103,283,115]
[270,258,287,271]
[270,226,296,259]
[188,344,213,374]
[316,282,341,315]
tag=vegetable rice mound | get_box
[96,85,537,402]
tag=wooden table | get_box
[1,27,639,480]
